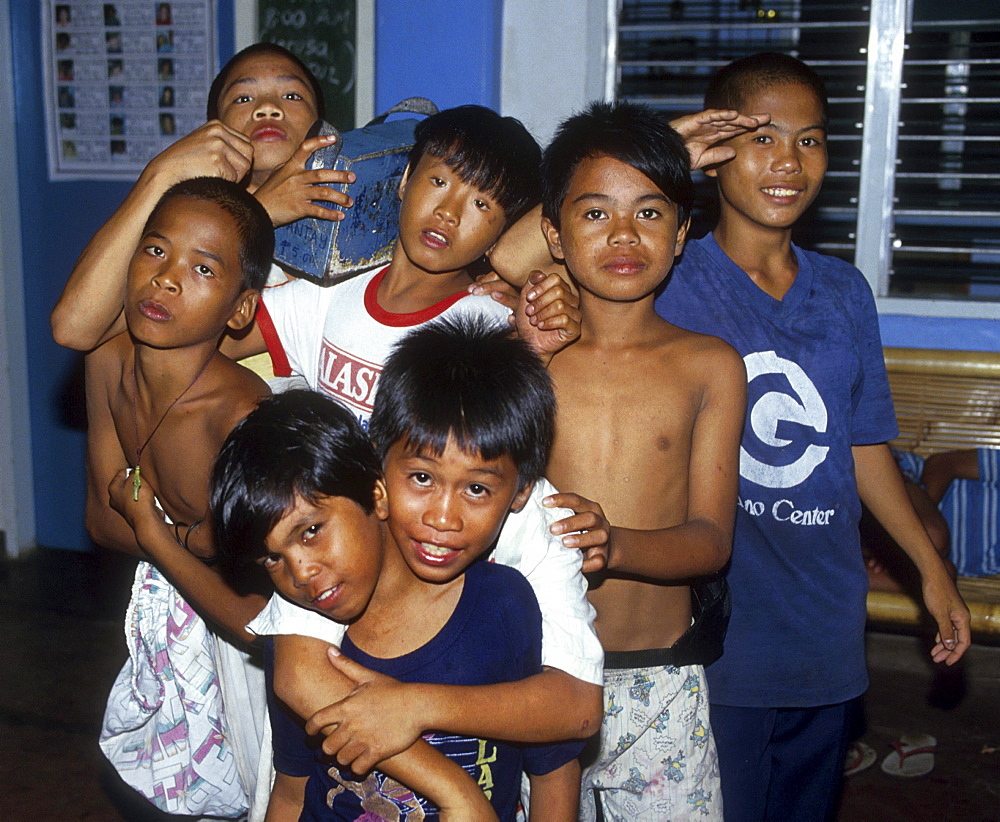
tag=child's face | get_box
[125,196,257,347]
[380,435,533,584]
[542,154,688,303]
[707,82,827,232]
[395,154,507,277]
[261,490,386,622]
[215,51,319,183]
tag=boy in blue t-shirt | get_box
[653,53,970,820]
[211,318,583,821]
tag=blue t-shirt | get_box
[268,561,581,821]
[656,233,897,707]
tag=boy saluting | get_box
[656,54,969,819]
[539,102,746,820]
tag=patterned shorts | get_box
[579,661,722,821]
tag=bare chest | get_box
[549,356,701,527]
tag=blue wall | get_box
[12,1,235,551]
[374,0,502,112]
[879,315,1000,351]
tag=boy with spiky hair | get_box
[85,177,273,817]
[213,319,586,820]
[655,52,969,820]
[538,100,746,820]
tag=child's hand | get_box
[469,271,519,312]
[146,120,254,188]
[922,572,971,666]
[544,492,611,574]
[253,135,355,227]
[670,109,770,170]
[305,648,423,773]
[107,469,164,535]
[514,270,581,361]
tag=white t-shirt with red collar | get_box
[258,264,510,431]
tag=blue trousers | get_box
[710,698,861,821]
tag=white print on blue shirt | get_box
[737,350,837,528]
[741,351,830,490]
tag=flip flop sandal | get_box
[880,733,937,777]
[844,741,877,776]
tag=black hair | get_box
[369,316,554,488]
[146,177,274,292]
[210,390,382,572]
[541,100,693,229]
[206,42,325,122]
[406,105,541,223]
[705,52,828,127]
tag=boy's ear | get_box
[373,478,389,521]
[397,163,412,201]
[226,290,259,331]
[674,217,691,258]
[509,481,534,514]
[540,217,566,262]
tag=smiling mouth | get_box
[416,541,461,565]
[310,584,343,609]
[761,186,801,198]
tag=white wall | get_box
[500,0,612,145]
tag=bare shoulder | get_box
[661,322,745,385]
[200,355,271,438]
[84,332,131,388]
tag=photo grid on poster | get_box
[44,1,217,180]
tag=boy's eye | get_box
[144,244,165,257]
[410,471,433,486]
[234,94,252,104]
[282,92,304,101]
[467,483,490,498]
[473,199,490,212]
[429,176,446,187]
[302,523,322,541]
[583,208,606,221]
[194,264,215,277]
[637,208,661,220]
[257,553,281,570]
[752,134,772,144]
[800,136,823,147]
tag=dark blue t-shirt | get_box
[656,234,897,707]
[267,561,581,821]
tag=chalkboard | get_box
[258,0,356,129]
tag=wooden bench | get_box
[865,347,1000,637]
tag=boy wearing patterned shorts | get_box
[538,101,747,820]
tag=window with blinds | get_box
[614,0,1000,308]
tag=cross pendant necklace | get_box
[130,351,215,501]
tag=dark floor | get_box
[1,548,998,821]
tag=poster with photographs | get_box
[44,1,216,180]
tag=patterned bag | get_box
[100,561,248,817]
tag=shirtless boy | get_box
[85,177,273,816]
[538,102,746,821]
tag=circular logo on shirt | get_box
[740,351,830,489]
